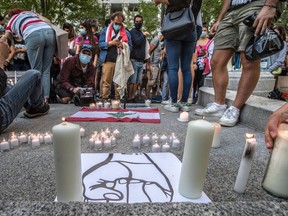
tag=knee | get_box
[25,70,41,80]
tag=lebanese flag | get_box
[66,107,160,123]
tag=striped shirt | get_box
[6,11,51,40]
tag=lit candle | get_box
[31,137,40,148]
[104,102,110,109]
[169,133,176,144]
[160,134,168,144]
[0,139,10,152]
[234,133,257,193]
[10,133,19,148]
[142,134,150,146]
[162,142,170,152]
[62,117,66,122]
[94,138,102,151]
[212,123,222,148]
[19,133,28,144]
[151,142,161,152]
[179,119,214,199]
[263,125,288,198]
[80,127,85,137]
[111,136,117,147]
[105,128,111,137]
[104,138,112,150]
[111,100,120,109]
[172,138,180,150]
[89,137,95,148]
[96,101,103,109]
[52,122,82,202]
[44,133,52,144]
[89,103,96,109]
[112,129,120,138]
[178,111,189,122]
[38,134,44,144]
[151,133,158,144]
[145,99,151,107]
[132,138,141,149]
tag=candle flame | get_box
[245,133,255,139]
[62,117,66,122]
[202,116,205,120]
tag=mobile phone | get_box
[118,36,123,40]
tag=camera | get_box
[74,87,95,106]
[243,12,258,27]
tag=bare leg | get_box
[232,52,260,109]
[210,49,235,104]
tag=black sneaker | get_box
[24,104,50,118]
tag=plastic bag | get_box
[245,28,284,61]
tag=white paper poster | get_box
[81,152,211,204]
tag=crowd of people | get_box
[0,0,287,149]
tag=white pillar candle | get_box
[151,142,161,152]
[19,133,28,144]
[151,133,158,144]
[263,127,288,198]
[44,133,52,144]
[179,119,214,199]
[104,102,110,109]
[38,134,44,144]
[89,103,96,109]
[162,143,170,152]
[31,138,40,148]
[234,135,257,193]
[160,134,168,144]
[104,138,112,150]
[178,111,189,122]
[111,136,117,147]
[96,102,103,109]
[132,138,141,149]
[142,134,151,146]
[52,122,82,202]
[94,139,102,151]
[10,133,19,148]
[111,100,120,109]
[172,138,181,150]
[212,123,222,148]
[112,129,120,138]
[80,127,85,137]
[0,140,10,152]
[105,128,111,137]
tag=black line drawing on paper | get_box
[82,153,174,203]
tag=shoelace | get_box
[224,108,238,119]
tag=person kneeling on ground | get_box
[56,44,96,104]
[0,41,49,133]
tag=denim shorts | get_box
[214,0,265,52]
[128,59,144,84]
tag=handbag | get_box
[245,28,284,61]
[161,5,195,40]
[50,24,69,59]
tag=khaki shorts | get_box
[147,66,160,87]
[214,0,265,52]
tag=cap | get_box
[80,43,93,53]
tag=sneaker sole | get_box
[164,107,179,113]
[194,111,224,117]
[23,110,49,118]
[219,120,238,127]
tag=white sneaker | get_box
[162,99,171,105]
[219,106,240,127]
[195,102,227,117]
[164,103,180,113]
[187,98,193,105]
[180,103,191,112]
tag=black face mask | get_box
[134,22,142,30]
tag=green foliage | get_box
[201,0,224,27]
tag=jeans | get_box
[25,28,56,98]
[165,31,197,103]
[161,70,169,101]
[0,70,44,131]
[128,60,144,84]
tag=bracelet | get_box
[264,4,277,8]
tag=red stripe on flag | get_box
[65,117,160,123]
[80,107,160,113]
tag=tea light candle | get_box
[31,137,40,148]
[0,140,10,152]
[151,142,161,152]
[172,138,181,150]
[19,133,27,144]
[89,103,96,109]
[104,138,112,150]
[94,138,102,151]
[160,134,168,144]
[80,127,85,137]
[112,100,120,109]
[234,133,257,193]
[132,138,141,149]
[145,99,151,107]
[104,102,110,109]
[178,111,189,122]
[52,122,82,202]
[179,119,214,199]
[142,134,150,146]
[212,123,222,148]
[96,101,103,109]
[44,133,52,144]
[262,126,288,198]
[162,142,170,152]
[112,129,120,138]
[151,133,158,144]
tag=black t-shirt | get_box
[106,45,118,63]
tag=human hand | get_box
[192,64,198,71]
[210,21,220,35]
[265,111,281,149]
[73,87,80,94]
[253,6,276,36]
